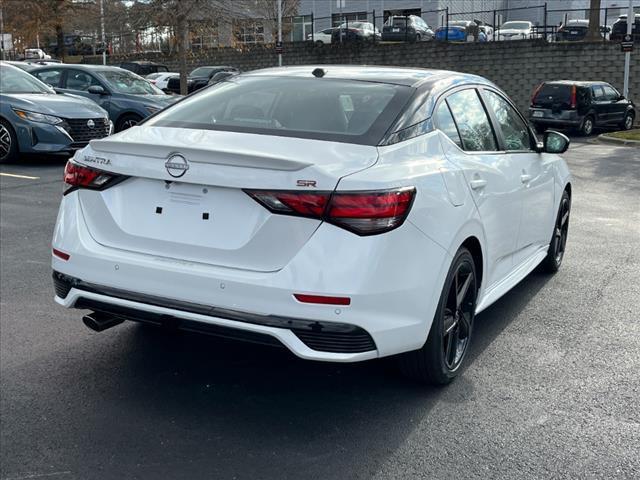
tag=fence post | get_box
[311,12,314,42]
[603,8,608,42]
[543,3,547,41]
[372,9,376,44]
[445,7,449,42]
[405,15,408,42]
[493,10,496,41]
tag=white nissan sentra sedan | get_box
[52,66,572,384]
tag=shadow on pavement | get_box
[30,270,551,478]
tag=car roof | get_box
[243,65,493,88]
[566,19,589,25]
[543,80,609,87]
[122,60,166,65]
[29,64,125,73]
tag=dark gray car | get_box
[30,64,179,132]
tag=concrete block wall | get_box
[86,40,639,113]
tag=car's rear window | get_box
[145,76,413,145]
[535,84,571,106]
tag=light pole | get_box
[277,0,282,67]
[622,0,633,98]
[100,0,106,65]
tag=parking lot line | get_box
[0,173,41,180]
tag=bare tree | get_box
[253,0,299,41]
[586,0,602,41]
[147,0,252,94]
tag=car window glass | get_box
[592,85,605,100]
[483,90,530,151]
[445,89,497,152]
[602,85,618,100]
[66,70,100,91]
[146,76,410,144]
[434,102,462,148]
[33,69,62,87]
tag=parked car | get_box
[30,64,179,132]
[207,70,239,86]
[610,13,640,41]
[555,19,609,41]
[0,62,111,163]
[52,65,573,385]
[166,66,239,94]
[24,48,51,60]
[382,15,434,42]
[307,28,337,45]
[529,81,635,135]
[146,72,179,91]
[496,21,534,40]
[331,22,380,43]
[48,34,98,56]
[435,21,484,42]
[120,61,169,76]
[479,25,494,41]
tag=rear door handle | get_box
[521,174,532,184]
[469,178,487,190]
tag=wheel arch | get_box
[460,236,483,292]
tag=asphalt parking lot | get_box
[1,138,639,480]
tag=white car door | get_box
[480,88,555,267]
[437,88,524,287]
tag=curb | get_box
[597,133,640,147]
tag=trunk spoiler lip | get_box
[89,139,313,172]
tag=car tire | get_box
[115,114,143,132]
[621,112,634,131]
[541,189,571,273]
[580,115,595,136]
[315,40,324,47]
[415,34,421,43]
[398,247,478,385]
[0,118,19,164]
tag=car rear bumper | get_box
[529,117,582,127]
[52,190,451,362]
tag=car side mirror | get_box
[87,85,108,95]
[543,130,570,154]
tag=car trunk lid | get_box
[75,126,378,272]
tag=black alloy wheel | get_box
[398,247,478,385]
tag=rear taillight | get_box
[570,85,577,109]
[245,187,416,236]
[63,160,121,194]
[530,83,544,106]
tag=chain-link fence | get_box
[2,3,639,60]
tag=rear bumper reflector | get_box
[294,294,351,306]
[52,248,70,261]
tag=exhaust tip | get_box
[82,312,125,332]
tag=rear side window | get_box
[445,89,497,152]
[483,90,530,151]
[434,102,462,148]
[146,76,412,145]
[33,69,62,87]
[592,85,605,100]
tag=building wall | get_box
[87,40,639,113]
[296,0,637,30]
